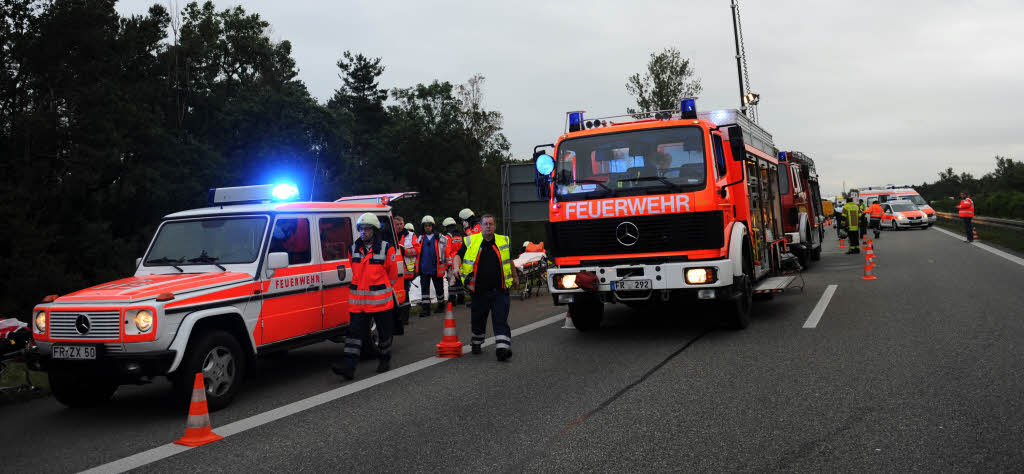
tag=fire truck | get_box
[533,99,800,331]
[777,151,826,268]
[28,185,413,410]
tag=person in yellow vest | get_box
[451,214,518,361]
[841,197,861,254]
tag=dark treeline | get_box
[917,156,1024,219]
[0,0,511,316]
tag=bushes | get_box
[931,192,1024,220]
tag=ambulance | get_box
[29,185,413,410]
[533,99,800,331]
[858,186,936,227]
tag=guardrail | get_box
[935,211,1024,229]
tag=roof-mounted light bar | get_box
[207,183,301,206]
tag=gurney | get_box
[514,249,551,300]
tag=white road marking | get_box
[81,313,567,474]
[932,226,1024,268]
[803,284,838,329]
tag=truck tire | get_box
[176,329,247,411]
[797,249,810,270]
[721,244,753,330]
[569,298,604,332]
[50,373,118,408]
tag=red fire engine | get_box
[533,99,802,330]
[777,151,826,268]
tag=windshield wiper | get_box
[147,257,184,272]
[629,176,684,192]
[187,253,227,271]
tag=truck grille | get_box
[549,211,725,257]
[49,311,121,340]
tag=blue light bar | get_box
[272,183,300,201]
[777,152,788,161]
[568,111,584,132]
[680,98,697,118]
[208,183,301,206]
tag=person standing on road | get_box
[400,223,418,298]
[331,213,398,380]
[868,201,884,239]
[956,191,975,243]
[442,217,466,306]
[858,199,868,239]
[460,208,481,237]
[451,214,518,361]
[415,215,448,316]
[842,198,861,254]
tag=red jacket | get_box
[348,238,398,313]
[957,198,975,218]
[414,233,449,277]
[445,233,464,262]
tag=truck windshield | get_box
[144,216,268,267]
[554,126,706,199]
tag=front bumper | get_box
[547,260,736,304]
[31,342,176,380]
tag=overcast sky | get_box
[117,0,1024,196]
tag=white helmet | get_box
[458,208,475,220]
[404,223,415,231]
[442,217,456,227]
[523,241,531,248]
[421,215,435,225]
[356,213,381,230]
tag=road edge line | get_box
[932,226,1024,267]
[80,312,567,474]
[803,284,838,329]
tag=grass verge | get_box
[936,217,1024,254]
[0,361,50,404]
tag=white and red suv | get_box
[29,185,413,409]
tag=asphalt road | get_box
[5,226,1024,473]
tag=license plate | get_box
[614,279,651,290]
[52,345,97,360]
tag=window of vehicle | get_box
[145,216,268,267]
[319,217,353,262]
[711,133,726,180]
[778,163,790,194]
[899,194,928,206]
[888,202,917,212]
[378,215,396,246]
[268,217,311,265]
[790,166,802,193]
[554,126,706,199]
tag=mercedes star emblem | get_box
[616,221,640,246]
[75,314,91,335]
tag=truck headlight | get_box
[34,311,46,332]
[131,309,154,332]
[685,268,716,284]
[558,274,578,289]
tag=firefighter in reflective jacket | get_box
[451,215,518,361]
[868,201,884,239]
[331,213,398,380]
[957,192,975,242]
[442,217,466,306]
[841,198,862,254]
[415,216,448,315]
[460,208,481,236]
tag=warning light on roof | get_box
[680,98,697,119]
[778,152,788,161]
[568,111,584,132]
[272,183,299,201]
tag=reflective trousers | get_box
[470,290,511,350]
[847,230,860,251]
[420,274,445,312]
[340,310,393,368]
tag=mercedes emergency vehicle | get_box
[881,200,929,230]
[29,185,412,410]
[859,186,936,227]
[777,151,826,268]
[533,99,801,331]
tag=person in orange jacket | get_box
[415,215,449,315]
[956,191,975,242]
[867,201,884,239]
[460,208,481,236]
[331,213,398,380]
[443,217,466,306]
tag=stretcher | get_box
[514,251,551,300]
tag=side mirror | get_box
[266,252,289,278]
[135,257,142,268]
[727,126,746,161]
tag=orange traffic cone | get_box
[861,260,877,281]
[839,238,846,249]
[864,246,876,266]
[174,373,223,447]
[972,229,979,241]
[436,302,463,358]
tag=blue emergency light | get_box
[272,183,300,201]
[778,152,788,161]
[568,111,584,132]
[208,183,301,206]
[680,98,697,119]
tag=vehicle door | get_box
[259,214,323,344]
[376,213,407,305]
[317,214,354,329]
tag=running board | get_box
[753,276,798,294]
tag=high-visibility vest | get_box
[415,233,449,276]
[401,232,417,279]
[460,233,514,292]
[957,198,975,218]
[869,203,884,218]
[842,203,861,231]
[348,238,398,313]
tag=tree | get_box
[626,47,702,115]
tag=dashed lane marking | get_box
[803,284,838,329]
[932,226,1024,268]
[81,313,567,474]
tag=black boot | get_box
[419,303,431,317]
[331,362,355,380]
[496,348,512,362]
[436,302,446,313]
[376,358,391,373]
